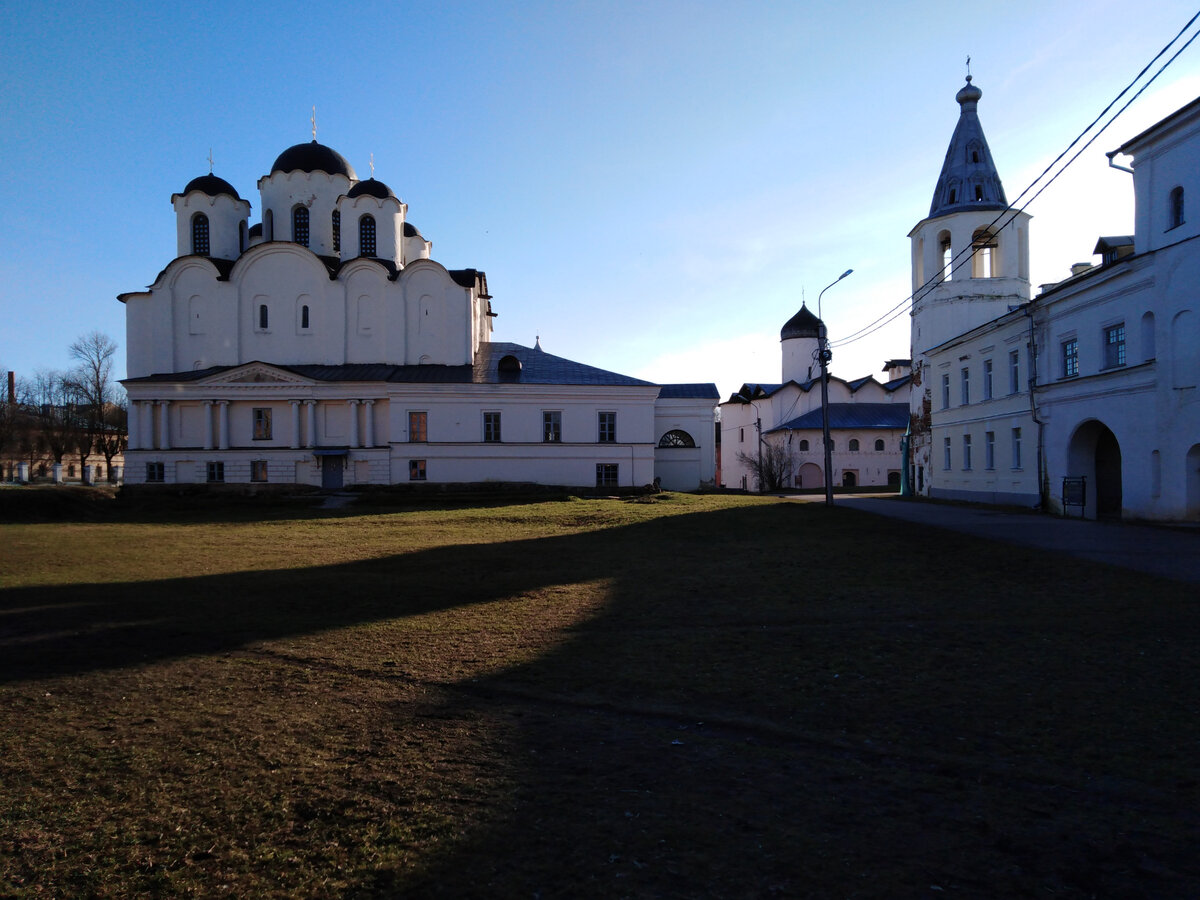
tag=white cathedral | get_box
[120,140,718,491]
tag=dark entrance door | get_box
[321,456,343,489]
[1095,427,1122,519]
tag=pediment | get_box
[200,363,314,386]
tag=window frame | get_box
[941,373,951,409]
[983,359,993,400]
[359,214,377,257]
[252,407,272,441]
[848,438,860,452]
[146,461,164,483]
[1062,338,1079,378]
[596,463,619,488]
[1012,427,1023,470]
[408,411,428,443]
[985,431,995,470]
[191,213,210,256]
[962,433,972,471]
[250,460,268,483]
[292,205,309,247]
[943,436,952,471]
[543,410,562,443]
[483,411,502,443]
[1104,323,1126,369]
[206,461,225,483]
[1008,350,1020,394]
[960,366,970,405]
[598,411,616,443]
[409,459,427,481]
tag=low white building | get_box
[720,304,909,491]
[121,141,718,490]
[912,81,1200,520]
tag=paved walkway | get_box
[811,495,1200,585]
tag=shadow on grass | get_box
[4,500,1200,897]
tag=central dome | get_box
[271,141,357,179]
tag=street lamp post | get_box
[817,269,853,506]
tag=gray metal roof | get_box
[768,403,909,432]
[928,78,1008,218]
[657,383,720,399]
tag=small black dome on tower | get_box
[182,174,241,200]
[780,304,822,340]
[271,141,357,179]
[347,178,395,200]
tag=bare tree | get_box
[736,441,796,493]
[66,332,121,482]
[28,369,79,468]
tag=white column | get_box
[218,401,230,450]
[127,402,140,450]
[305,401,317,448]
[290,400,302,449]
[348,399,360,449]
[142,401,155,449]
[203,401,214,450]
[364,400,375,448]
[158,400,171,450]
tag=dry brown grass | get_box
[1,491,1198,897]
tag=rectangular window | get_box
[598,411,616,443]
[596,463,619,487]
[146,461,164,483]
[985,431,995,470]
[1063,339,1079,377]
[253,408,272,440]
[943,436,952,470]
[206,461,224,483]
[941,373,951,409]
[739,427,744,443]
[408,411,427,443]
[543,410,562,443]
[258,304,269,330]
[1008,350,1020,394]
[1012,427,1022,469]
[960,367,970,405]
[250,460,268,483]
[983,359,993,400]
[1104,323,1126,368]
[962,433,972,470]
[483,411,501,442]
[409,459,426,481]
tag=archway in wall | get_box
[797,462,823,489]
[1067,420,1122,519]
[842,471,857,488]
[1187,444,1200,520]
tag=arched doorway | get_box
[842,471,857,488]
[1067,420,1122,519]
[797,462,823,489]
[1187,444,1200,520]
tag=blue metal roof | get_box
[657,383,720,399]
[767,403,909,432]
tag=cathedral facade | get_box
[120,141,717,491]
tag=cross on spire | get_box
[369,153,375,177]
[207,148,213,174]
[966,56,972,81]
[311,106,317,140]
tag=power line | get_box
[828,10,1200,351]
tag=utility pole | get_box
[817,269,853,507]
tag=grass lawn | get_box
[1,491,1198,898]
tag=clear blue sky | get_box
[3,1,1199,399]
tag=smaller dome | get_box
[182,174,241,200]
[956,75,982,107]
[271,141,357,179]
[248,223,263,238]
[347,178,395,200]
[780,304,822,340]
[403,222,423,238]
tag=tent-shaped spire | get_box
[928,77,1008,218]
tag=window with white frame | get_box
[146,461,164,483]
[409,411,427,442]
[543,411,562,443]
[1104,323,1126,368]
[983,359,993,399]
[206,461,224,483]
[409,459,426,481]
[962,433,972,470]
[943,436,952,470]
[253,408,272,440]
[483,411,501,442]
[1008,350,1020,394]
[961,367,970,405]
[1062,339,1079,377]
[941,373,951,409]
[596,463,619,487]
[985,431,995,470]
[1012,427,1022,469]
[598,411,616,443]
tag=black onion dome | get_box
[182,174,241,200]
[780,304,822,340]
[271,141,357,179]
[347,178,395,199]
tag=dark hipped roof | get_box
[657,383,720,399]
[928,78,1008,218]
[123,343,656,389]
[780,304,822,340]
[271,141,357,179]
[768,403,909,432]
